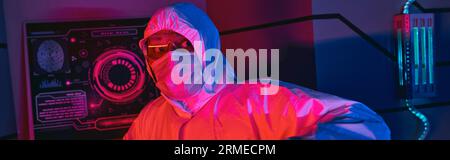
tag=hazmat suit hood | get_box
[139,3,233,116]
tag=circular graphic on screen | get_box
[89,49,146,103]
[36,40,65,73]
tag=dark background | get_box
[1,0,450,139]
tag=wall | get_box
[0,0,16,138]
[313,0,450,139]
[2,0,206,138]
[207,0,316,88]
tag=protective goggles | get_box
[143,30,195,64]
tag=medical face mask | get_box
[149,50,203,100]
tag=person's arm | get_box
[285,86,391,140]
[299,102,391,140]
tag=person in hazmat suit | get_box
[124,3,390,140]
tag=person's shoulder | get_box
[217,83,295,99]
[148,96,166,106]
[216,83,298,108]
[139,96,166,114]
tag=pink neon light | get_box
[65,80,71,86]
[108,82,113,88]
[70,37,77,43]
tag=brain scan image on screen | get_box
[36,40,65,73]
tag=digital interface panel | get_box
[25,18,159,139]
